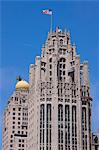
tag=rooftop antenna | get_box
[50,10,53,33]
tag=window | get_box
[53,39,55,45]
[58,104,63,150]
[40,104,45,150]
[12,126,15,129]
[60,64,62,68]
[60,58,65,63]
[13,108,15,111]
[46,104,51,150]
[15,97,18,101]
[63,64,65,69]
[63,71,65,75]
[22,131,24,134]
[10,140,13,143]
[60,39,63,45]
[82,107,87,150]
[50,64,52,69]
[18,122,20,125]
[67,37,69,45]
[72,106,77,149]
[18,131,20,134]
[50,71,52,76]
[12,130,15,133]
[23,100,25,103]
[18,108,21,111]
[49,58,52,63]
[58,58,66,81]
[50,78,52,81]
[65,105,70,150]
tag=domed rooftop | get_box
[16,79,29,91]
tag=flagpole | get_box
[50,13,52,32]
[42,9,53,32]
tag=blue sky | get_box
[0,1,99,148]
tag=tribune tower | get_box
[28,27,92,150]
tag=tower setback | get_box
[28,27,92,150]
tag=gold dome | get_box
[16,80,29,90]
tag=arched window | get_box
[58,58,66,81]
[60,58,65,63]
[60,39,63,46]
[49,58,52,63]
[53,39,55,45]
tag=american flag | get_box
[42,9,52,15]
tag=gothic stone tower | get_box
[28,27,92,150]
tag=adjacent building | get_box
[2,78,29,150]
[92,132,99,150]
[28,27,92,150]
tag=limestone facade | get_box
[2,80,29,150]
[28,27,92,150]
